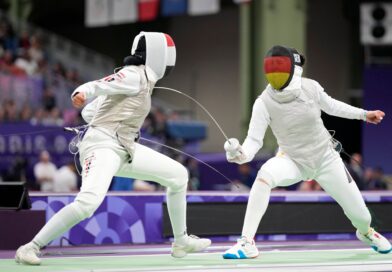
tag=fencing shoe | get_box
[171,234,211,258]
[356,228,392,254]
[222,236,259,259]
[15,242,41,265]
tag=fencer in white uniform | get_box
[16,32,211,265]
[222,45,391,259]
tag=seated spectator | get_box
[228,164,257,192]
[0,50,25,75]
[33,150,57,191]
[0,106,4,121]
[65,68,82,86]
[42,87,56,112]
[18,30,30,50]
[346,153,365,190]
[36,57,48,75]
[28,34,44,63]
[3,99,18,121]
[15,48,38,76]
[53,162,78,192]
[30,108,45,125]
[51,61,66,78]
[185,158,200,191]
[2,21,18,55]
[41,107,64,126]
[365,167,387,190]
[151,107,167,138]
[19,102,33,121]
[0,21,7,50]
[1,157,28,182]
[238,163,257,188]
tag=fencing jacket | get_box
[73,65,155,158]
[241,67,365,169]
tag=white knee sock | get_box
[33,202,83,248]
[166,186,187,244]
[242,180,271,240]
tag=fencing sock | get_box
[166,185,188,245]
[241,180,271,240]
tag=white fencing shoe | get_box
[356,228,392,254]
[222,236,259,259]
[15,242,41,265]
[171,235,211,258]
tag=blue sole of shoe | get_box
[222,250,248,259]
[371,246,392,254]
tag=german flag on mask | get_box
[264,45,302,90]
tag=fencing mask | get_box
[264,45,305,90]
[124,32,176,81]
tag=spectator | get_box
[185,158,200,191]
[18,30,30,50]
[3,99,18,121]
[33,150,57,192]
[30,108,45,125]
[2,21,18,55]
[28,35,44,63]
[51,61,66,78]
[366,167,388,190]
[228,164,257,192]
[0,106,4,121]
[42,107,63,126]
[36,57,48,75]
[238,163,257,188]
[141,112,155,135]
[1,157,28,182]
[19,103,33,121]
[346,153,365,190]
[0,50,25,75]
[42,87,56,112]
[52,162,78,192]
[15,48,38,76]
[65,68,82,86]
[0,21,7,50]
[151,107,167,138]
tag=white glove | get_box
[224,138,246,164]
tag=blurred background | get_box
[0,0,391,193]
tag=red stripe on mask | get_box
[264,56,292,74]
[164,34,175,47]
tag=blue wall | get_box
[363,67,392,174]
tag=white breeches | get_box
[257,149,371,233]
[73,128,188,220]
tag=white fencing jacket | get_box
[73,65,155,158]
[241,67,365,169]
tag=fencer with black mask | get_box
[222,45,390,259]
[16,32,211,265]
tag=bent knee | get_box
[74,193,104,219]
[76,200,99,219]
[167,164,188,192]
